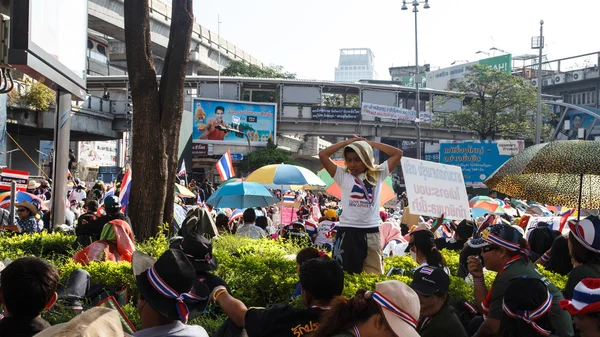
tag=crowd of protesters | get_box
[1,139,600,337]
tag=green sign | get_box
[479,54,512,73]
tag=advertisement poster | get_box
[192,98,277,147]
[401,157,470,221]
[362,102,433,121]
[554,109,597,140]
[311,107,361,121]
[79,141,117,168]
[439,140,524,187]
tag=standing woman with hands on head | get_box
[319,136,403,275]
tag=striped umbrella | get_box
[246,164,326,188]
[0,191,49,211]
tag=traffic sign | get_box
[230,153,243,161]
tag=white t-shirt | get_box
[315,220,338,246]
[236,223,266,239]
[69,189,87,203]
[334,161,389,228]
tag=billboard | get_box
[78,141,118,168]
[311,107,361,121]
[426,54,512,91]
[192,98,277,147]
[439,140,524,187]
[9,0,87,98]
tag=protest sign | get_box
[401,157,470,221]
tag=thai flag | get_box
[229,208,245,224]
[216,150,235,181]
[420,266,434,275]
[559,208,576,233]
[102,188,115,204]
[178,160,186,177]
[283,193,295,207]
[119,169,132,213]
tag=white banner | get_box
[361,102,433,121]
[401,157,470,221]
[524,216,574,239]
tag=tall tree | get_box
[447,64,545,140]
[124,0,193,240]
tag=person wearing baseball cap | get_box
[311,280,420,337]
[560,278,600,337]
[466,224,573,337]
[564,216,600,300]
[410,266,467,337]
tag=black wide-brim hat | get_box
[169,233,218,272]
[133,250,209,322]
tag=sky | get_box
[193,0,600,81]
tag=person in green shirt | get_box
[410,265,467,337]
[467,223,573,337]
[565,217,600,300]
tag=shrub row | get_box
[0,231,569,334]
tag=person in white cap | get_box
[311,280,420,337]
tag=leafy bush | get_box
[0,232,574,336]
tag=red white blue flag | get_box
[216,150,235,181]
[119,168,131,213]
[178,160,186,177]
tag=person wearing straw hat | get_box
[32,307,126,337]
[466,224,573,337]
[501,276,556,337]
[310,280,420,337]
[131,249,210,337]
[564,217,600,300]
[319,137,403,275]
[560,278,600,337]
[2,200,41,234]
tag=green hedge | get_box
[0,231,569,335]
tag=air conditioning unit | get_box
[530,79,538,87]
[572,70,585,81]
[543,79,554,86]
[554,73,566,84]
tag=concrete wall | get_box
[7,134,41,175]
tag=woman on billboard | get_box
[199,106,230,141]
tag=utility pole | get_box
[535,20,544,144]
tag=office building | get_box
[334,48,377,82]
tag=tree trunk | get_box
[160,0,194,227]
[123,0,194,240]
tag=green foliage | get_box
[8,78,56,111]
[321,93,360,107]
[538,264,568,290]
[245,138,300,172]
[0,232,573,336]
[222,60,296,79]
[447,64,551,140]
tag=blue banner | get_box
[192,98,276,147]
[439,140,524,186]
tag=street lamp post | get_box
[402,0,430,160]
[532,20,544,144]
